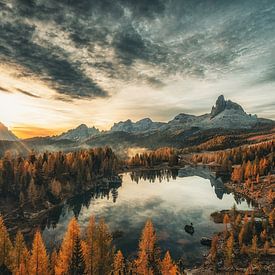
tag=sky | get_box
[0,0,274,138]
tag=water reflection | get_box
[42,167,252,267]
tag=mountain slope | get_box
[55,124,100,142]
[0,123,19,141]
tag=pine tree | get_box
[29,231,49,275]
[0,215,13,271]
[113,250,125,275]
[160,251,178,275]
[69,235,85,275]
[55,217,80,275]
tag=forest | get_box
[0,147,119,205]
[0,215,179,275]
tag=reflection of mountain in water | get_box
[178,166,229,200]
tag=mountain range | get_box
[0,95,274,153]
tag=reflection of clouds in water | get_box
[43,171,251,266]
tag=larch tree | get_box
[113,250,125,275]
[55,217,80,275]
[96,219,114,275]
[136,220,160,274]
[135,250,153,275]
[83,216,97,275]
[50,250,58,275]
[0,215,13,271]
[68,235,85,275]
[251,235,258,254]
[225,232,234,267]
[29,231,49,275]
[210,236,219,264]
[160,251,178,275]
[223,214,230,236]
[11,231,30,274]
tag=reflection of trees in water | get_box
[45,185,121,231]
[233,193,257,208]
[130,169,178,184]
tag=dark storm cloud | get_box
[0,0,274,99]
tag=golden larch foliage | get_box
[12,231,30,274]
[113,250,125,275]
[160,251,178,275]
[0,215,13,270]
[29,231,49,275]
[55,217,80,275]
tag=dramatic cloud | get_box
[0,0,274,133]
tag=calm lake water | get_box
[42,167,252,267]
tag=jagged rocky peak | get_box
[137,118,153,123]
[76,123,88,130]
[210,95,245,118]
[56,123,100,141]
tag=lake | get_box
[42,167,252,267]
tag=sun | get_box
[0,93,27,128]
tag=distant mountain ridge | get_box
[0,95,274,145]
[107,95,272,135]
[111,118,166,133]
[54,124,100,142]
[0,123,19,141]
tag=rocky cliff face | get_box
[210,95,245,118]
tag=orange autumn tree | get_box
[95,219,114,275]
[160,251,178,275]
[113,250,125,275]
[135,250,153,275]
[55,217,80,275]
[82,216,97,274]
[12,231,30,274]
[0,215,13,271]
[135,220,160,274]
[29,231,49,275]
